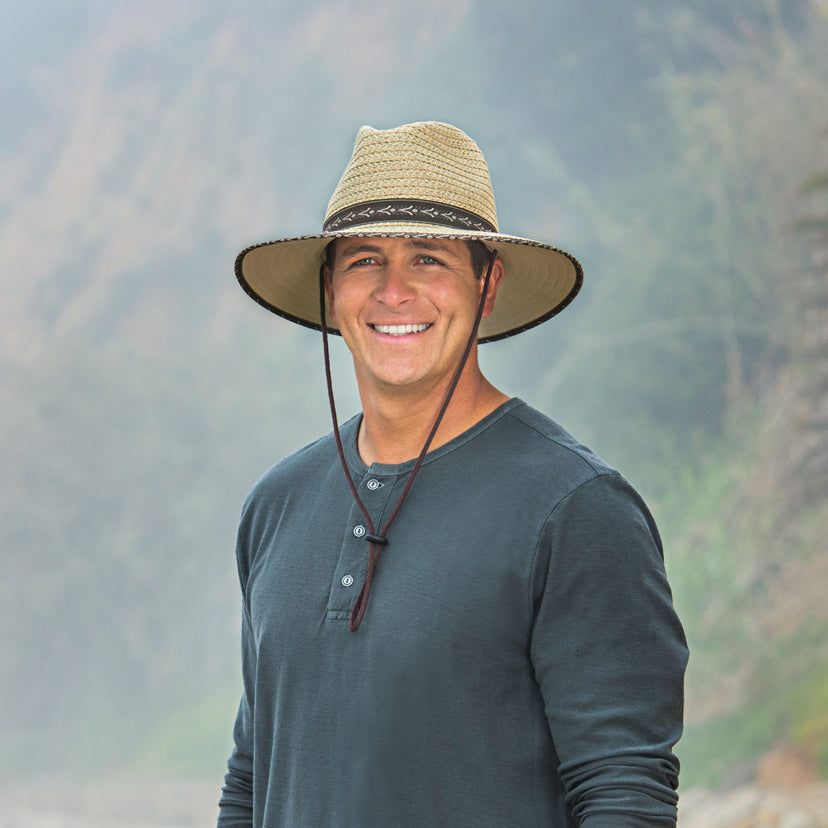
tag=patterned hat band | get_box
[323,199,497,234]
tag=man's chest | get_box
[245,467,542,669]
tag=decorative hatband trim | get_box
[324,199,496,233]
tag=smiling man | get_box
[218,122,688,827]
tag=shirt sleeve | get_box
[217,500,258,827]
[529,472,688,827]
[217,598,256,827]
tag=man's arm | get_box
[217,600,256,826]
[218,495,259,827]
[530,472,688,827]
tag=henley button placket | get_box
[325,471,399,622]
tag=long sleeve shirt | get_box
[218,398,688,826]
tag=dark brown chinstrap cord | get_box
[319,249,497,630]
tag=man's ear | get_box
[480,255,505,319]
[323,266,337,322]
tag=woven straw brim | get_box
[236,223,583,343]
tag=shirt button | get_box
[353,525,366,538]
[341,574,354,587]
[366,478,381,490]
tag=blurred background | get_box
[1,0,827,825]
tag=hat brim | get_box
[235,224,583,343]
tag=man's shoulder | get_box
[497,400,616,479]
[496,402,660,548]
[244,416,356,506]
[450,399,625,513]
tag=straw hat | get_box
[235,121,583,342]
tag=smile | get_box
[371,323,432,336]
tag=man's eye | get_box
[421,255,442,265]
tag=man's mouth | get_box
[370,323,432,336]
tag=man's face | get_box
[325,237,502,398]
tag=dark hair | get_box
[324,238,493,278]
[324,240,337,272]
[465,240,494,278]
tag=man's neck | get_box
[355,368,509,466]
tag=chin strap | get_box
[319,250,497,631]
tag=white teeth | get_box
[373,323,430,336]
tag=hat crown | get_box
[324,121,498,232]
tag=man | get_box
[219,121,688,827]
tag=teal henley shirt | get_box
[218,399,688,826]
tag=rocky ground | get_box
[679,784,828,827]
[1,777,828,827]
[0,779,219,828]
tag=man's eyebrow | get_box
[402,239,464,257]
[337,239,464,258]
[337,241,385,256]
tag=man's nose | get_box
[374,262,416,306]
